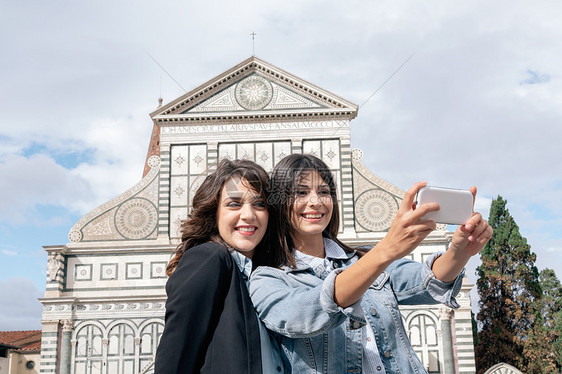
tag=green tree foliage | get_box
[554,309,562,366]
[523,269,562,373]
[474,196,541,374]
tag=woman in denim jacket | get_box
[250,154,492,373]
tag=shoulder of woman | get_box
[250,265,289,281]
[175,242,233,272]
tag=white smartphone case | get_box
[416,186,473,225]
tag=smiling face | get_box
[290,171,334,244]
[216,177,268,259]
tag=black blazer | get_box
[155,242,262,373]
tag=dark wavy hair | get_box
[268,153,354,267]
[166,158,279,276]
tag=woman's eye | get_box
[254,201,266,208]
[226,201,241,207]
[296,190,308,196]
[320,190,331,195]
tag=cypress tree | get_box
[474,196,541,373]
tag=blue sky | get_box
[1,0,562,330]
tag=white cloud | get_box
[0,278,43,331]
[0,154,93,224]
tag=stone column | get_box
[60,319,74,374]
[440,307,455,374]
[102,338,109,374]
[135,336,143,374]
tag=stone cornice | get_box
[153,109,357,124]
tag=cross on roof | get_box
[250,31,256,55]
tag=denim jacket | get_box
[249,239,464,374]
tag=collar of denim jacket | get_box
[284,238,354,275]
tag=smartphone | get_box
[415,186,473,225]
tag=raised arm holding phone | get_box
[250,154,493,374]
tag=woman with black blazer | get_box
[155,159,284,374]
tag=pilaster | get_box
[60,319,74,374]
[440,307,456,374]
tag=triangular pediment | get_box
[150,56,357,123]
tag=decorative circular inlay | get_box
[147,155,160,168]
[115,198,158,239]
[356,190,398,231]
[69,230,82,242]
[80,269,87,276]
[235,75,273,110]
[351,148,364,161]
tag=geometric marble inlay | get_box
[75,264,92,281]
[100,264,118,280]
[151,262,167,279]
[235,75,273,110]
[355,189,398,232]
[126,263,143,280]
[115,198,158,239]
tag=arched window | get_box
[408,313,440,373]
[74,324,103,374]
[107,324,136,374]
[139,322,164,371]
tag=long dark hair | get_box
[166,158,279,276]
[268,153,354,267]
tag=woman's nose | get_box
[307,192,321,207]
[240,203,256,220]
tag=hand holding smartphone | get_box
[415,186,473,225]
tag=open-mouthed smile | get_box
[235,226,258,235]
[301,212,324,221]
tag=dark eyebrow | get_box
[223,192,244,200]
[224,193,263,201]
[296,184,310,189]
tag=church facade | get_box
[39,56,476,374]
